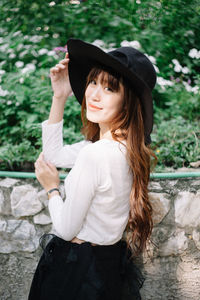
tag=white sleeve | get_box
[42,119,91,168]
[48,145,101,240]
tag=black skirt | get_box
[28,234,144,300]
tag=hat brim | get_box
[67,38,153,142]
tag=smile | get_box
[88,103,103,111]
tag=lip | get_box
[88,103,102,110]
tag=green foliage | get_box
[152,117,200,169]
[0,0,199,171]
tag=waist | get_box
[71,236,97,246]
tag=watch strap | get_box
[47,188,60,198]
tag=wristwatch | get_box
[47,188,60,199]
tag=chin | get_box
[86,113,99,123]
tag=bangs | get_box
[86,66,122,92]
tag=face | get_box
[85,72,124,128]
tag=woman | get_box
[28,38,157,300]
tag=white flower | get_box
[29,35,43,43]
[92,40,105,48]
[172,59,180,65]
[38,48,48,55]
[145,54,156,65]
[36,27,41,31]
[136,0,141,3]
[15,61,24,68]
[188,48,198,58]
[17,43,24,51]
[21,63,36,74]
[157,77,174,89]
[53,33,59,39]
[0,61,6,67]
[184,30,194,36]
[172,59,182,72]
[0,43,9,52]
[47,50,56,56]
[192,86,199,94]
[49,1,56,6]
[174,64,182,72]
[19,77,24,84]
[0,70,5,75]
[16,102,20,106]
[0,86,9,96]
[0,37,4,44]
[10,8,19,12]
[121,40,141,49]
[70,0,80,3]
[7,100,12,105]
[13,31,21,37]
[19,50,29,58]
[129,40,141,49]
[9,53,16,59]
[183,81,199,94]
[26,63,36,70]
[120,40,130,47]
[153,65,160,73]
[31,49,39,57]
[7,48,14,54]
[182,67,190,74]
[24,45,31,50]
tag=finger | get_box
[36,153,44,164]
[50,67,59,74]
[59,58,69,65]
[38,152,44,160]
[46,161,57,171]
[55,63,66,69]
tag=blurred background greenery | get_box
[0,0,199,171]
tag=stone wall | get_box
[0,176,200,300]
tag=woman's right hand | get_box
[50,52,72,101]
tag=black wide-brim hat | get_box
[67,38,157,145]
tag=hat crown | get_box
[108,47,156,91]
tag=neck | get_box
[99,123,113,140]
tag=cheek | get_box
[108,96,124,113]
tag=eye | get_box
[105,87,113,92]
[89,79,96,85]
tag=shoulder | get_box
[77,140,108,162]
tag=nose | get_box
[91,84,101,101]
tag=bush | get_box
[0,0,199,171]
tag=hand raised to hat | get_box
[50,52,72,102]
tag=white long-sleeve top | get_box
[42,119,133,245]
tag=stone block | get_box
[37,189,48,208]
[0,190,11,215]
[175,191,200,227]
[0,178,19,188]
[11,184,42,217]
[0,219,39,253]
[191,180,200,186]
[192,229,200,250]
[33,211,51,225]
[158,229,188,256]
[149,181,162,190]
[149,192,171,224]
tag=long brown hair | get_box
[80,66,157,256]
